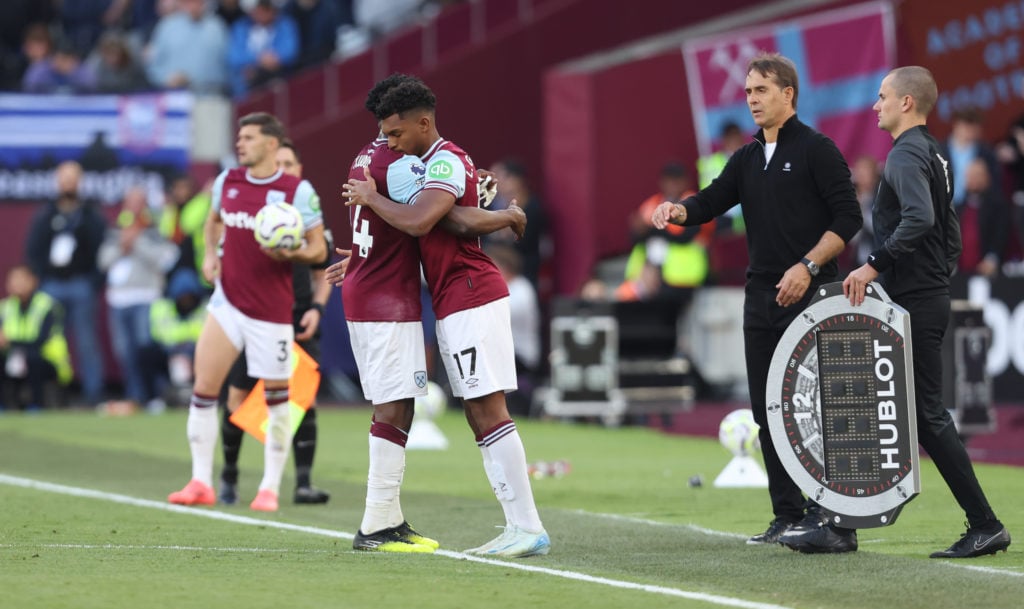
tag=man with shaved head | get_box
[785,67,1016,558]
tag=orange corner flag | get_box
[229,343,321,443]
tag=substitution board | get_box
[766,282,920,529]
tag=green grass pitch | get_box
[1,407,1021,609]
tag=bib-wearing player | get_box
[328,73,526,553]
[343,78,549,558]
[168,112,325,512]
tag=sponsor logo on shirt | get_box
[221,209,257,229]
[428,160,454,179]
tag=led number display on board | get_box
[767,282,920,529]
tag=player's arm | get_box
[440,201,526,240]
[201,206,223,282]
[344,167,454,237]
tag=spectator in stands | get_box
[850,154,881,268]
[94,31,150,93]
[227,0,299,97]
[122,0,167,48]
[24,161,108,406]
[487,159,549,293]
[995,113,1024,259]
[698,122,747,232]
[98,187,178,413]
[353,0,421,38]
[0,1,57,91]
[957,158,1010,277]
[216,0,247,28]
[23,39,97,94]
[486,243,540,415]
[622,162,706,302]
[146,0,229,93]
[150,268,208,408]
[285,0,341,70]
[0,265,72,411]
[160,175,213,284]
[60,0,131,58]
[942,108,1000,208]
[18,24,55,88]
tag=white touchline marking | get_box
[1,474,790,609]
[3,474,1021,594]
[0,543,333,554]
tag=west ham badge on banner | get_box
[766,282,919,529]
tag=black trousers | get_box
[743,283,819,522]
[1,351,55,409]
[899,293,997,528]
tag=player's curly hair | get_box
[365,73,421,113]
[373,79,437,121]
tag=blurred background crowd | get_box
[1,0,1023,424]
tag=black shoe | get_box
[930,524,1011,558]
[218,477,237,506]
[779,508,858,554]
[747,518,797,545]
[395,521,440,549]
[293,485,330,504]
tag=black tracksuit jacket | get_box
[867,125,962,300]
[678,115,862,287]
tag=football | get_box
[254,202,304,249]
[414,381,447,419]
[718,408,761,457]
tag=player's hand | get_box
[261,246,301,261]
[775,263,811,307]
[505,199,527,240]
[343,167,377,207]
[478,172,498,208]
[651,201,684,229]
[202,256,221,283]
[324,248,351,286]
[296,307,321,341]
[842,263,879,306]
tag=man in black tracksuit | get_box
[652,53,862,546]
[833,66,1011,558]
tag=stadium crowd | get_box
[0,0,464,97]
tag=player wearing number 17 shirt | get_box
[343,77,549,558]
[332,73,526,553]
[168,112,326,512]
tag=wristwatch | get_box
[800,257,820,277]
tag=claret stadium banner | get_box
[0,92,193,206]
[899,0,1024,142]
[683,1,896,162]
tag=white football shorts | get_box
[347,320,428,404]
[207,282,293,381]
[437,297,517,400]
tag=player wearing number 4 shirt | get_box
[327,73,527,553]
[168,112,326,512]
[343,76,549,558]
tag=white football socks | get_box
[361,433,407,534]
[258,402,292,494]
[186,402,218,487]
[479,443,513,527]
[481,422,543,533]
